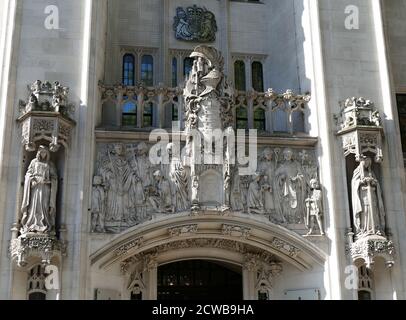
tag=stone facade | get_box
[0,0,405,301]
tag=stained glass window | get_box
[252,61,264,92]
[123,54,135,86]
[234,60,246,91]
[143,102,153,127]
[236,106,248,129]
[254,108,266,131]
[184,57,194,78]
[141,55,154,86]
[122,100,137,126]
[172,57,178,87]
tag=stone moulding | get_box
[89,214,327,272]
[114,237,144,257]
[168,224,198,237]
[221,224,251,239]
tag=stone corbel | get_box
[10,233,67,267]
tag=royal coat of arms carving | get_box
[173,5,217,42]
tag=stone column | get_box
[145,266,158,300]
[137,91,144,128]
[242,264,256,300]
[247,91,255,129]
[244,56,252,91]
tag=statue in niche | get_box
[21,145,58,235]
[167,143,189,212]
[91,175,106,233]
[274,148,305,224]
[351,157,386,237]
[133,142,153,188]
[100,143,143,224]
[305,179,325,236]
[147,170,173,213]
[247,173,264,214]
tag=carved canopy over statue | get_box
[21,145,58,235]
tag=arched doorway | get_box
[157,260,243,300]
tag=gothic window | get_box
[172,103,178,121]
[122,100,137,126]
[123,54,135,86]
[172,58,178,87]
[252,61,264,92]
[358,265,373,300]
[254,108,266,131]
[27,265,46,300]
[141,55,154,86]
[234,60,246,91]
[184,57,194,78]
[143,102,154,127]
[236,106,248,129]
[396,94,406,154]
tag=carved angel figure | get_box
[21,145,58,234]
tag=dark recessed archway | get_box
[157,260,243,301]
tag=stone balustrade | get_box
[99,82,311,135]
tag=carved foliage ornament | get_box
[173,6,217,42]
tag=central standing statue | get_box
[183,45,234,210]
